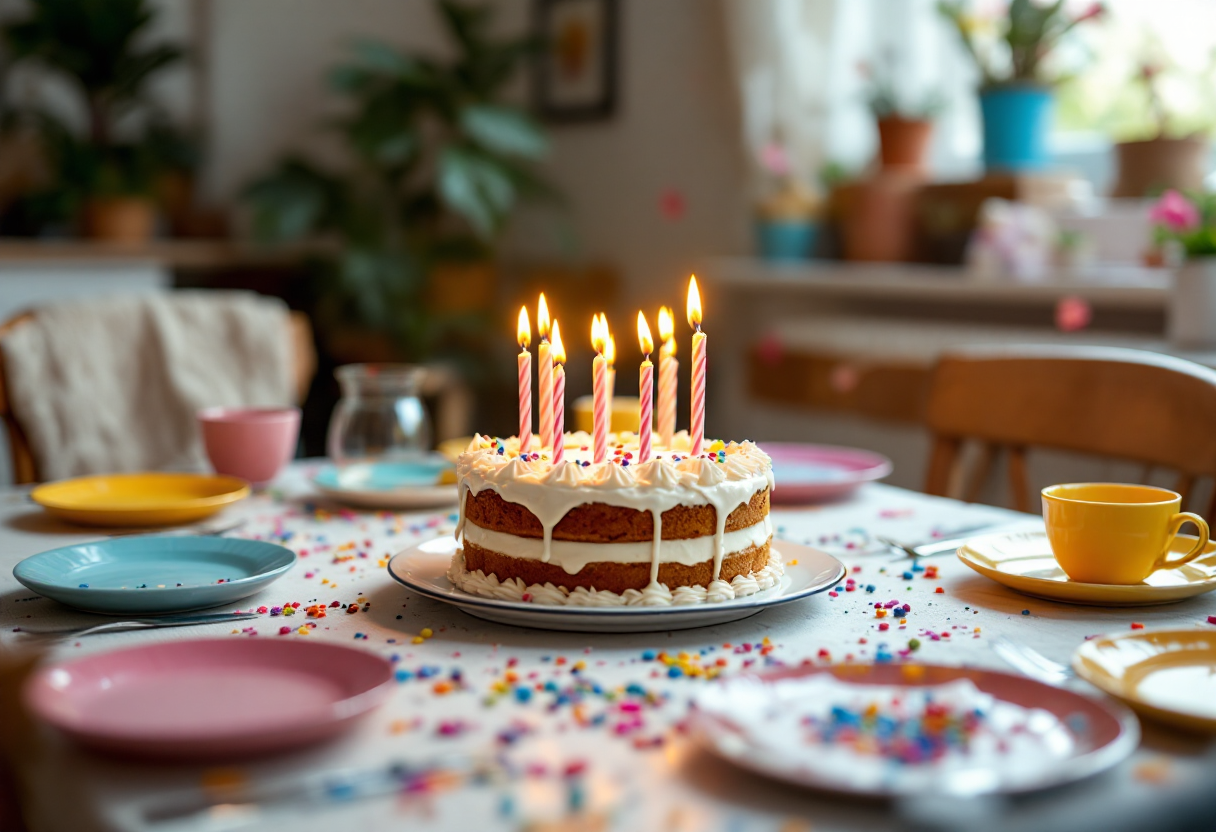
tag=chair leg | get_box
[1008,446,1031,514]
[924,436,961,498]
[1176,474,1196,512]
[964,443,999,504]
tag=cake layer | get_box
[463,538,772,594]
[462,516,771,574]
[464,487,769,542]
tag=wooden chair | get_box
[0,308,316,485]
[923,345,1216,518]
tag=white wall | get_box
[169,0,749,301]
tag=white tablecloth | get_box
[2,465,1215,832]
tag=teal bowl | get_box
[13,536,297,615]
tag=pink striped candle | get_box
[591,314,609,464]
[657,306,677,447]
[637,311,654,461]
[516,306,532,453]
[687,276,706,456]
[537,294,553,450]
[551,319,566,464]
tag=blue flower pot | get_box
[756,219,819,262]
[980,86,1054,172]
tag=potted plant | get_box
[244,0,555,371]
[938,0,1105,172]
[1111,62,1210,198]
[860,54,945,172]
[753,137,820,262]
[1,0,184,241]
[1150,190,1216,347]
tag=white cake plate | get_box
[386,537,845,633]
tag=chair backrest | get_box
[923,345,1216,516]
[0,308,316,485]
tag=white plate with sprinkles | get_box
[387,537,845,633]
[690,663,1139,797]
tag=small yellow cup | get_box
[1042,483,1210,585]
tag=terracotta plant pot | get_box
[1112,137,1209,198]
[839,172,920,262]
[877,117,933,171]
[82,197,157,242]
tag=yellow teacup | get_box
[1042,483,1210,585]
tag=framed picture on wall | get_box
[533,0,618,122]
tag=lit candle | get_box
[551,320,566,465]
[637,311,654,462]
[687,276,706,456]
[657,306,677,448]
[537,294,553,450]
[591,313,609,464]
[605,332,616,432]
[517,306,532,453]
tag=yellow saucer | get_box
[958,530,1216,606]
[31,473,251,527]
[1073,629,1216,733]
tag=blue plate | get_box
[13,537,297,615]
[313,458,458,510]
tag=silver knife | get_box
[16,611,260,637]
[879,524,1003,560]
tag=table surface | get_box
[3,465,1215,832]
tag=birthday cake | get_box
[450,431,781,606]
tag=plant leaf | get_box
[460,105,548,158]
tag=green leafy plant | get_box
[938,0,1105,88]
[1,0,185,212]
[244,0,557,363]
[859,52,946,120]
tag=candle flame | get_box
[538,293,551,340]
[686,275,702,329]
[517,306,531,349]
[637,311,653,355]
[591,313,608,355]
[658,306,676,355]
[605,333,616,366]
[551,319,566,364]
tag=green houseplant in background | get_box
[938,0,1105,172]
[0,0,186,241]
[1109,61,1211,198]
[859,51,946,173]
[244,0,556,372]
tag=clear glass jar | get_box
[327,364,432,464]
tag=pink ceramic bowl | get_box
[198,407,300,486]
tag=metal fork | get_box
[107,518,248,538]
[992,636,1075,686]
[16,611,260,637]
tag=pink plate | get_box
[761,442,892,504]
[690,663,1139,797]
[25,639,393,761]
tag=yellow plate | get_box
[957,530,1216,606]
[31,473,251,527]
[437,437,473,463]
[1073,629,1216,733]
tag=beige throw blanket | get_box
[2,291,295,481]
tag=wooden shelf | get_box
[707,257,1172,310]
[0,239,325,270]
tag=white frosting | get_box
[446,549,785,607]
[455,430,774,584]
[461,519,772,574]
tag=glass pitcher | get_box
[327,364,432,464]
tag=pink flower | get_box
[1149,189,1200,232]
[758,142,791,177]
[1073,2,1104,23]
[1055,296,1092,333]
